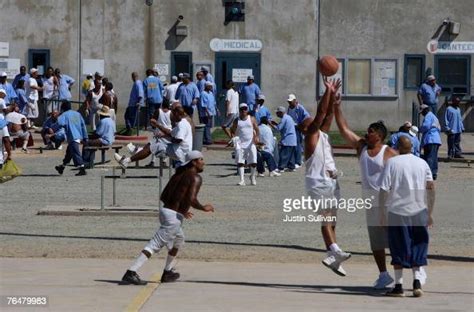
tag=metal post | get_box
[100,175,105,210]
[112,167,117,207]
[158,156,164,209]
[136,106,140,136]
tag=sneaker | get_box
[55,165,65,175]
[45,144,55,150]
[385,284,405,297]
[373,272,395,289]
[295,164,301,169]
[257,173,265,177]
[322,252,347,277]
[127,143,137,154]
[114,153,129,169]
[21,147,28,153]
[57,145,63,150]
[161,269,180,283]
[285,168,297,172]
[270,170,281,177]
[413,279,423,297]
[75,167,87,176]
[419,267,427,286]
[145,161,155,168]
[333,250,351,264]
[121,270,147,285]
[237,180,246,186]
[250,176,257,185]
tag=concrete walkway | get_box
[1,258,472,311]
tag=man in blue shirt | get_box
[124,72,144,135]
[388,121,420,156]
[175,73,199,117]
[444,96,465,159]
[254,94,271,125]
[271,106,297,172]
[287,93,310,167]
[199,82,217,145]
[12,66,30,89]
[55,68,75,100]
[200,66,214,84]
[418,75,442,115]
[41,110,66,150]
[239,75,261,114]
[257,117,280,177]
[195,71,206,94]
[143,69,164,126]
[55,100,89,176]
[419,104,442,180]
[0,72,18,106]
[82,106,116,168]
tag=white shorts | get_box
[150,137,186,163]
[144,207,185,254]
[236,143,257,164]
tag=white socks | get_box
[129,253,149,272]
[329,243,342,253]
[124,157,131,164]
[238,167,244,182]
[164,254,176,271]
[250,167,256,179]
[394,269,403,285]
[412,267,422,280]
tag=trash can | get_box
[193,124,206,151]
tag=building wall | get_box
[1,0,472,130]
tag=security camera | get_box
[178,15,184,20]
[145,0,153,6]
[442,18,450,25]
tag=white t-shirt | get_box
[6,111,27,125]
[164,83,179,103]
[226,88,239,115]
[380,154,433,216]
[0,124,9,165]
[157,109,172,129]
[42,76,56,99]
[27,77,39,101]
[171,118,193,155]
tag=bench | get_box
[84,144,123,168]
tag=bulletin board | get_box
[373,60,397,96]
[82,59,104,76]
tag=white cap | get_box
[276,106,286,113]
[0,89,6,95]
[419,104,429,111]
[30,68,38,74]
[409,126,419,137]
[200,66,209,72]
[0,72,7,77]
[287,94,296,101]
[257,94,265,100]
[427,75,436,81]
[205,81,213,87]
[247,75,254,80]
[182,150,204,166]
[239,103,248,109]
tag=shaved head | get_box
[397,136,412,154]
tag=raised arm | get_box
[320,79,341,133]
[333,93,363,150]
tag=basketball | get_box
[318,55,339,77]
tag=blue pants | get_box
[447,133,462,158]
[257,150,277,173]
[147,101,161,125]
[200,115,213,144]
[63,141,84,167]
[278,145,296,170]
[125,106,139,129]
[293,128,303,166]
[388,210,429,268]
[422,144,439,178]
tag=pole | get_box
[100,175,105,210]
[112,167,117,206]
[77,0,82,101]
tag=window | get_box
[347,59,371,95]
[171,52,192,77]
[404,55,425,89]
[435,55,471,94]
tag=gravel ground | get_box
[1,146,473,264]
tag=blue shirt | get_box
[0,82,18,105]
[420,111,442,146]
[128,80,145,107]
[175,82,200,107]
[239,83,261,111]
[444,106,464,134]
[96,117,115,146]
[15,88,28,115]
[196,79,206,94]
[199,90,216,117]
[42,117,66,141]
[389,132,420,157]
[287,103,310,126]
[57,110,88,143]
[258,124,275,153]
[418,82,441,106]
[143,75,164,104]
[276,114,297,146]
[254,105,272,125]
[205,73,215,84]
[12,73,30,89]
[57,74,75,100]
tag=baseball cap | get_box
[276,106,286,113]
[182,150,204,166]
[257,94,266,100]
[403,121,412,128]
[287,94,297,101]
[182,73,190,79]
[0,89,6,95]
[200,66,209,72]
[30,68,38,74]
[239,103,248,109]
[427,75,436,81]
[171,75,178,82]
[0,72,7,77]
[247,75,254,80]
[205,81,213,87]
[409,126,419,137]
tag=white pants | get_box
[144,207,185,254]
[235,143,257,164]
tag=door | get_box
[28,49,50,76]
[171,52,192,77]
[215,52,261,124]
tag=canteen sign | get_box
[210,38,262,52]
[427,40,474,54]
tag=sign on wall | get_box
[373,60,397,96]
[0,42,9,57]
[83,59,104,75]
[232,68,253,83]
[154,64,169,76]
[210,38,262,52]
[0,58,20,79]
[427,40,474,54]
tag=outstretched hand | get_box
[323,77,342,94]
[184,211,194,219]
[203,204,215,212]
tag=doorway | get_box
[28,49,50,75]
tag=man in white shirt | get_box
[163,76,180,105]
[115,105,192,168]
[380,136,435,298]
[0,118,12,168]
[221,80,239,139]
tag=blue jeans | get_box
[200,115,213,144]
[293,128,303,166]
[447,133,462,157]
[422,144,439,178]
[63,141,84,167]
[125,106,139,129]
[278,145,296,170]
[257,150,277,173]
